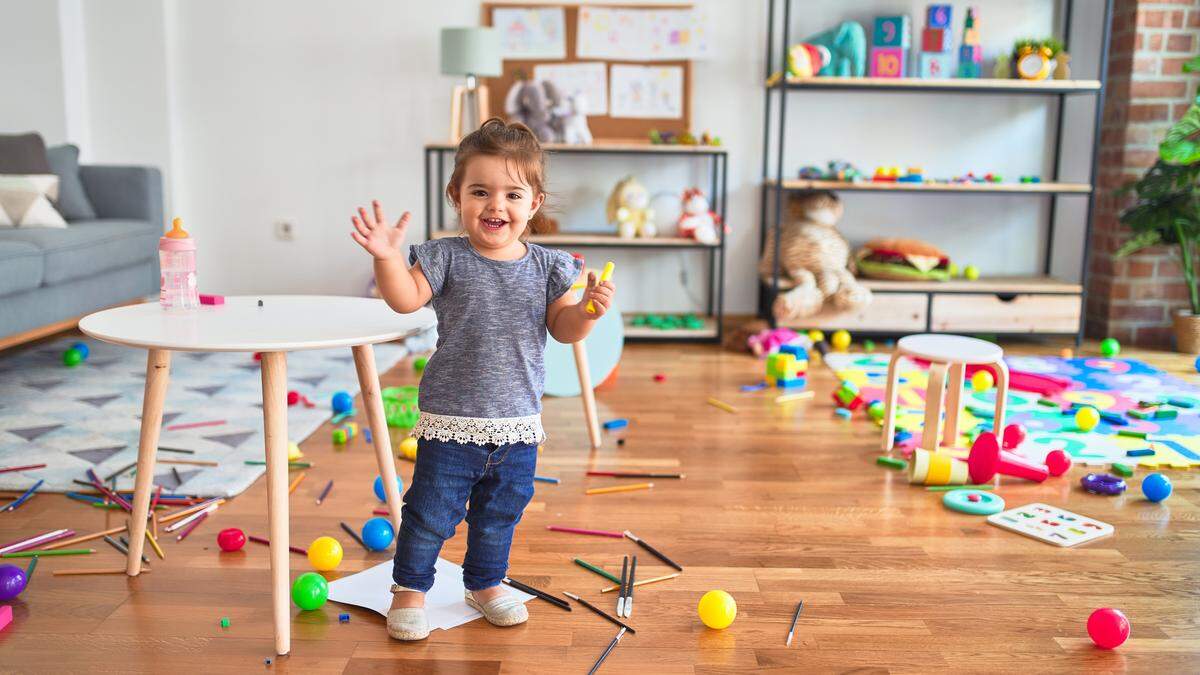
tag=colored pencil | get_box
[925,484,995,492]
[24,555,38,583]
[164,503,218,532]
[166,419,226,431]
[176,512,208,541]
[248,535,308,556]
[533,475,560,484]
[587,626,626,675]
[585,483,653,496]
[563,592,636,635]
[87,469,132,511]
[706,397,738,413]
[574,558,621,583]
[0,463,47,474]
[626,556,637,617]
[1,548,94,558]
[775,391,815,404]
[786,600,804,646]
[586,471,685,479]
[150,484,163,515]
[66,492,105,504]
[157,446,196,454]
[118,535,150,564]
[102,535,141,563]
[502,576,571,611]
[288,472,307,495]
[315,480,334,505]
[600,572,680,593]
[43,525,126,551]
[340,522,369,551]
[158,498,224,524]
[244,460,312,468]
[103,462,138,482]
[3,479,44,511]
[372,508,390,516]
[54,567,150,576]
[172,467,184,486]
[92,502,166,511]
[617,555,629,617]
[547,526,624,538]
[144,529,166,560]
[159,458,219,467]
[623,530,683,571]
[0,529,74,555]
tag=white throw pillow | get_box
[0,174,68,227]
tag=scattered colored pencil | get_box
[586,471,684,479]
[600,572,680,593]
[103,462,138,482]
[925,484,995,492]
[54,567,149,576]
[623,530,683,571]
[150,484,163,514]
[625,556,637,617]
[0,529,74,555]
[288,472,307,495]
[24,555,38,583]
[617,555,629,617]
[0,463,47,475]
[86,470,132,511]
[316,480,334,505]
[4,479,44,511]
[786,600,804,646]
[43,525,126,551]
[502,577,571,611]
[102,535,140,563]
[372,508,390,516]
[244,460,312,468]
[586,482,653,496]
[166,420,226,431]
[340,522,369,551]
[164,503,219,532]
[159,458,219,467]
[248,535,307,556]
[574,558,621,584]
[706,397,738,414]
[1,548,94,558]
[533,475,560,484]
[775,391,815,404]
[144,529,166,560]
[157,446,195,454]
[547,526,624,538]
[172,467,184,486]
[158,498,224,525]
[176,512,208,541]
[563,592,636,635]
[587,626,627,675]
[66,492,104,504]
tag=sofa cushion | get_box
[46,144,98,221]
[0,133,51,173]
[0,174,68,227]
[0,239,44,296]
[0,219,158,285]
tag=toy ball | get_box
[216,527,246,552]
[288,442,303,460]
[1044,449,1073,477]
[830,330,851,351]
[413,356,428,373]
[1087,607,1130,649]
[1075,406,1100,432]
[867,399,885,422]
[697,590,737,629]
[290,572,329,610]
[1194,355,1200,373]
[1001,423,1026,450]
[62,347,83,367]
[863,339,876,353]
[963,264,980,281]
[331,391,354,414]
[332,428,347,445]
[373,475,404,502]
[399,436,418,461]
[361,517,395,551]
[807,329,824,343]
[287,390,300,405]
[308,536,344,571]
[971,370,994,393]
[70,341,89,359]
[947,262,960,277]
[1100,338,1121,358]
[1141,473,1172,502]
[0,564,27,601]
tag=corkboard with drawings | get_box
[481,2,693,142]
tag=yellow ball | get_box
[307,536,343,571]
[807,329,825,343]
[288,441,303,460]
[399,436,418,461]
[1075,406,1100,432]
[697,590,737,629]
[971,370,994,392]
[830,330,851,351]
[964,265,980,281]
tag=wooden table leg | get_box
[881,351,903,451]
[943,363,965,448]
[260,352,291,656]
[922,362,949,452]
[992,359,1010,435]
[353,344,403,531]
[127,349,170,576]
[572,341,602,449]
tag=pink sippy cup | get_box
[159,217,199,310]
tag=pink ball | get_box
[1002,423,1027,450]
[217,527,246,552]
[1045,449,1073,477]
[1087,608,1130,649]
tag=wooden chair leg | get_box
[922,362,949,452]
[943,363,965,448]
[260,352,291,656]
[881,351,903,451]
[993,358,1010,435]
[572,341,602,449]
[127,349,170,576]
[353,344,403,531]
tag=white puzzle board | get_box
[987,503,1114,548]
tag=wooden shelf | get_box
[766,179,1092,194]
[425,141,726,155]
[430,230,719,249]
[769,75,1102,94]
[767,275,1081,295]
[624,314,718,339]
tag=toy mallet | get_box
[586,262,615,314]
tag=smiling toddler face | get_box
[455,154,544,256]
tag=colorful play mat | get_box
[825,352,1200,469]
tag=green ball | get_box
[332,429,348,445]
[863,339,876,353]
[62,348,83,367]
[413,356,428,373]
[963,265,980,281]
[1100,338,1121,358]
[947,262,959,277]
[291,572,329,610]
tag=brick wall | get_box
[1088,0,1200,348]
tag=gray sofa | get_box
[0,151,162,345]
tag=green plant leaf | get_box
[1161,104,1200,164]
[1184,55,1200,73]
[1115,230,1162,257]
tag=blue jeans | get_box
[392,437,537,592]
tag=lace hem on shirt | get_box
[412,412,545,446]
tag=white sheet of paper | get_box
[610,64,683,119]
[576,7,708,61]
[494,7,566,60]
[533,62,608,115]
[328,558,534,631]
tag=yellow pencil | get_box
[706,397,737,414]
[601,572,680,593]
[586,482,653,496]
[775,391,814,404]
[288,472,306,495]
[586,261,615,314]
[144,528,166,560]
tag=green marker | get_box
[573,558,621,583]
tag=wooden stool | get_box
[881,334,1009,452]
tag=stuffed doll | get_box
[606,176,656,239]
[676,188,721,244]
[758,190,872,319]
[556,92,592,145]
[504,78,561,142]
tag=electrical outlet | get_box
[275,220,295,241]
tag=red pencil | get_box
[149,484,163,515]
[0,464,47,475]
[166,420,226,432]
[175,512,208,541]
[248,535,308,556]
[546,525,625,538]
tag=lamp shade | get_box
[440,27,501,77]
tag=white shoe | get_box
[386,607,430,641]
[465,590,529,627]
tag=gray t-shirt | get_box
[409,236,582,422]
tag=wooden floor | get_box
[0,338,1198,673]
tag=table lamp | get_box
[441,27,501,142]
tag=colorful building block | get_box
[873,15,911,47]
[779,344,808,360]
[927,4,952,29]
[921,27,952,52]
[869,47,907,77]
[959,44,982,63]
[918,52,953,78]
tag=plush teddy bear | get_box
[676,188,721,244]
[556,92,592,145]
[758,190,872,319]
[606,176,656,239]
[504,78,562,143]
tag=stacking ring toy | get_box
[1081,472,1126,496]
[943,489,1006,515]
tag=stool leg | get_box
[923,363,949,452]
[881,351,903,451]
[572,341,602,449]
[353,344,403,531]
[993,359,1010,435]
[943,363,965,448]
[127,349,170,576]
[260,352,290,656]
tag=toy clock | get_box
[1016,45,1054,80]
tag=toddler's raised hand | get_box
[351,200,410,261]
[581,271,615,319]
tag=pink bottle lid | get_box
[160,217,196,252]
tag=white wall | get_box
[0,0,69,143]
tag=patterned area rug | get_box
[826,352,1200,469]
[0,330,436,497]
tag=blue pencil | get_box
[66,492,105,504]
[533,476,559,484]
[4,479,44,511]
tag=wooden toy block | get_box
[958,61,982,78]
[959,44,982,63]
[927,4,952,29]
[873,16,910,47]
[918,52,953,78]
[869,47,907,78]
[962,28,980,46]
[921,27,951,52]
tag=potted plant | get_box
[1118,55,1200,352]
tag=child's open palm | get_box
[351,200,409,260]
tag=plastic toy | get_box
[676,188,721,245]
[697,590,737,629]
[332,391,353,414]
[747,328,800,356]
[971,370,994,392]
[1087,608,1130,649]
[909,448,969,485]
[787,43,832,78]
[382,385,420,428]
[332,429,347,445]
[607,176,656,239]
[374,475,403,503]
[217,527,247,552]
[0,564,26,601]
[942,489,1005,515]
[1194,355,1200,372]
[1081,472,1126,495]
[1044,449,1072,477]
[967,432,1048,483]
[558,92,593,145]
[200,293,225,305]
[1141,473,1172,502]
[830,329,851,351]
[291,572,329,610]
[1075,406,1100,432]
[361,517,396,551]
[957,7,982,78]
[832,380,864,410]
[399,436,418,461]
[1099,338,1121,358]
[220,616,230,627]
[856,238,952,281]
[869,46,906,77]
[288,442,303,460]
[803,21,867,77]
[603,419,629,430]
[767,351,808,389]
[63,347,84,367]
[963,265,980,281]
[308,536,344,571]
[414,356,428,373]
[70,341,89,359]
[1001,423,1026,450]
[1112,462,1134,477]
[339,613,350,623]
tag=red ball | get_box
[217,527,246,552]
[1001,423,1027,450]
[1087,608,1130,649]
[1045,449,1073,477]
[653,374,666,382]
[287,390,300,406]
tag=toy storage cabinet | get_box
[758,0,1113,343]
[424,142,729,342]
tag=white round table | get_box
[80,296,436,656]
